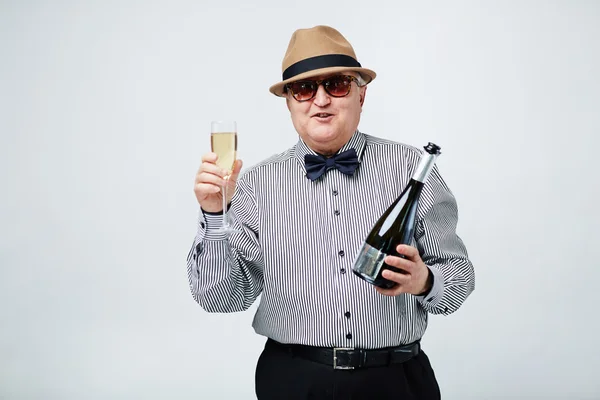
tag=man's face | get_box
[285,72,367,155]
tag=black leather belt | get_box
[267,338,420,370]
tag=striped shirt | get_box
[186,130,475,349]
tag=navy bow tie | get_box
[304,148,359,181]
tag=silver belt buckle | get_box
[333,347,354,370]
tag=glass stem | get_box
[222,177,228,228]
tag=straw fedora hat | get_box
[269,25,376,97]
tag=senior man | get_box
[188,25,475,399]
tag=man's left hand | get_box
[376,244,432,297]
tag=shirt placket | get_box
[327,171,354,348]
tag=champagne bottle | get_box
[352,142,442,289]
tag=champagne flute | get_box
[210,120,239,234]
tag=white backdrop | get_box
[1,1,599,399]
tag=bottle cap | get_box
[423,142,441,155]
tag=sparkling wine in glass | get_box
[210,120,239,234]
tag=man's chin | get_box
[309,131,338,144]
[307,123,338,139]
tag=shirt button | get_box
[340,268,346,274]
[334,210,340,216]
[332,189,338,196]
[344,311,351,319]
[200,222,206,229]
[346,333,352,340]
[338,250,345,257]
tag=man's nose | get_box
[313,83,331,107]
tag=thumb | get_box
[229,159,243,183]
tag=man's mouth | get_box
[312,113,333,119]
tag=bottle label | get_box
[352,242,388,282]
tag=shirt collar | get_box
[293,129,367,174]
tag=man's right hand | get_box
[194,152,243,213]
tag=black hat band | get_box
[282,54,361,81]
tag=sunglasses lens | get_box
[325,76,352,97]
[289,82,316,101]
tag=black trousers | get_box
[255,339,441,400]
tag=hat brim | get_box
[269,66,377,97]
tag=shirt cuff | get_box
[416,265,444,308]
[200,210,229,241]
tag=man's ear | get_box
[359,86,367,107]
[286,94,291,111]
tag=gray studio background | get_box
[1,1,599,399]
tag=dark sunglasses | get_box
[285,75,362,102]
